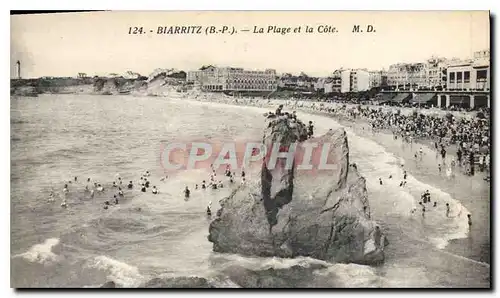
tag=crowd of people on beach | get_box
[304,103,490,180]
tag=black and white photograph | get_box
[10,10,491,289]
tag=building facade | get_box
[426,57,447,90]
[387,63,427,90]
[340,69,369,93]
[446,59,490,91]
[369,70,388,89]
[187,66,278,92]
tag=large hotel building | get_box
[446,50,490,91]
[186,66,278,92]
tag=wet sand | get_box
[334,117,490,265]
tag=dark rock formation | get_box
[208,115,387,265]
[220,263,327,288]
[100,281,117,288]
[141,276,214,288]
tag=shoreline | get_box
[169,93,490,266]
[19,92,490,264]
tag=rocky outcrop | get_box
[208,115,387,265]
[141,277,214,288]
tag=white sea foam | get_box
[13,238,61,264]
[307,114,470,250]
[314,263,384,288]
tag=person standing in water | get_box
[446,203,450,217]
[307,121,314,139]
[206,201,212,217]
[184,186,190,199]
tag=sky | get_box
[10,11,490,78]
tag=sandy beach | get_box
[181,91,490,264]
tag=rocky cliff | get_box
[208,115,387,265]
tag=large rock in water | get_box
[208,116,388,265]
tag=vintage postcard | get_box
[10,11,491,288]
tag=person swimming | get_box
[113,181,117,187]
[184,186,190,198]
[218,180,224,188]
[48,192,55,203]
[87,177,91,182]
[144,170,150,177]
[97,184,104,192]
[61,199,68,208]
[74,176,78,182]
[63,184,69,194]
[433,201,437,207]
[90,189,95,199]
[118,187,124,196]
[152,186,158,194]
[128,181,133,189]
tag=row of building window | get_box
[202,84,276,90]
[226,79,275,84]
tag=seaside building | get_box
[369,70,388,89]
[187,66,278,92]
[425,57,448,90]
[387,63,427,91]
[323,69,343,93]
[446,50,490,91]
[340,69,369,93]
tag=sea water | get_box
[10,95,489,288]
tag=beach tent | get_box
[390,93,411,104]
[374,93,395,104]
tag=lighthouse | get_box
[16,60,21,79]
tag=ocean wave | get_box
[85,255,145,287]
[314,263,385,288]
[13,238,61,264]
[345,129,470,249]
